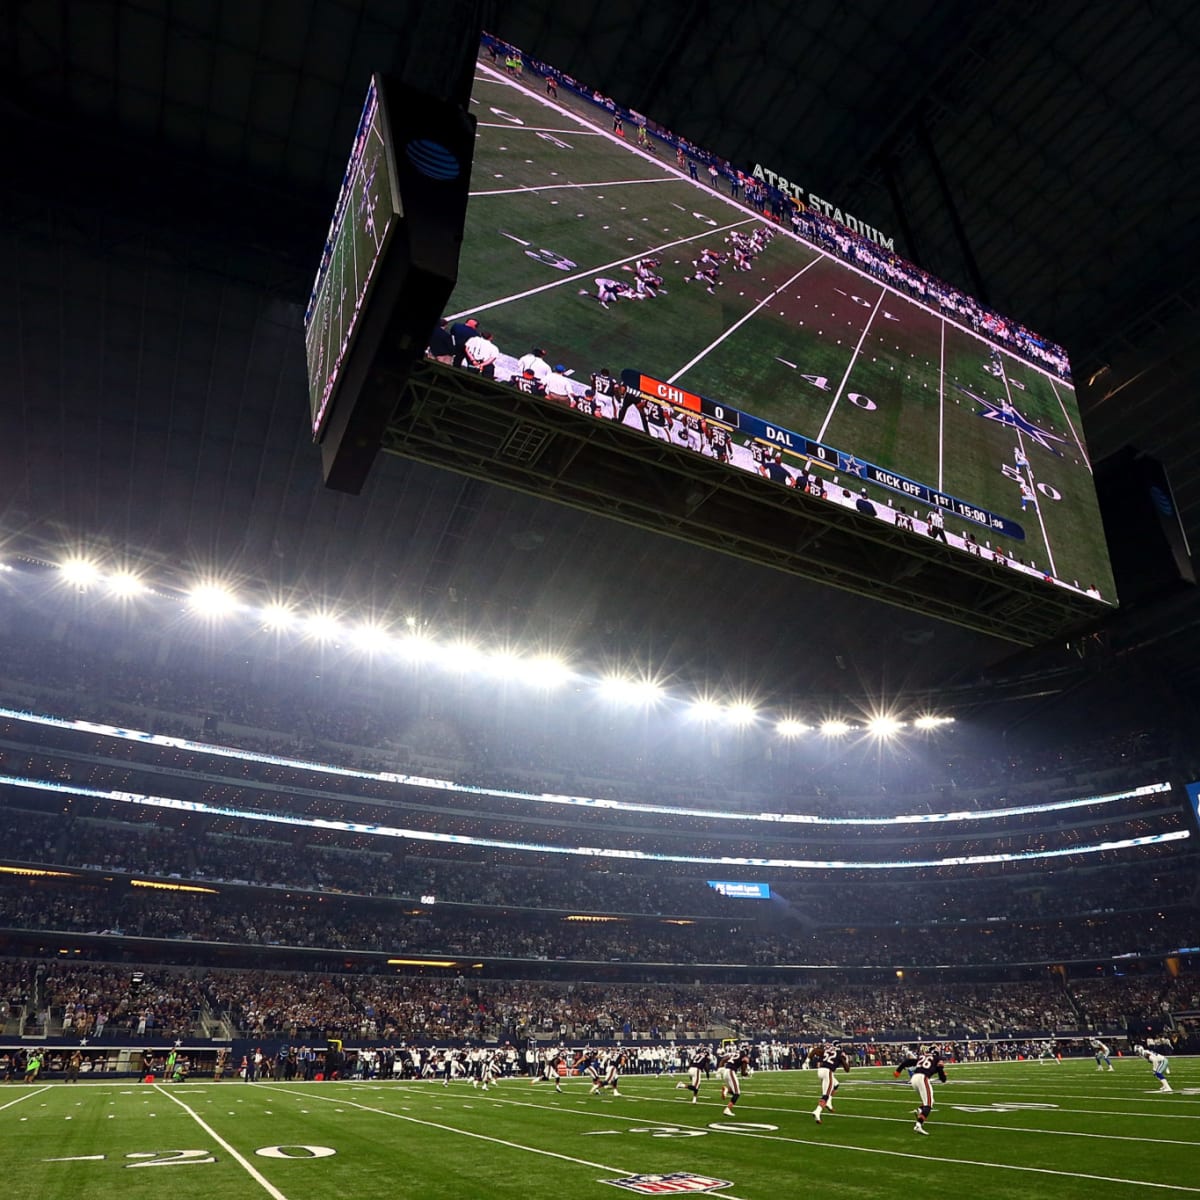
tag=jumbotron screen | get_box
[440,37,1116,604]
[305,76,402,440]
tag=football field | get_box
[447,59,1115,606]
[2,1059,1196,1199]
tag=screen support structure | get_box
[383,362,1105,646]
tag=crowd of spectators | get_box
[4,954,1188,1043]
[1,876,1195,970]
[1,800,1194,933]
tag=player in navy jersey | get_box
[707,423,733,463]
[894,1047,946,1134]
[590,1051,622,1096]
[675,1045,712,1103]
[590,368,618,419]
[717,1046,749,1116]
[678,410,708,452]
[810,1042,851,1123]
[641,397,674,441]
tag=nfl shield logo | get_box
[603,1173,734,1194]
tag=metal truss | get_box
[382,362,1102,646]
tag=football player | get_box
[674,1045,711,1104]
[810,1042,850,1123]
[1135,1045,1172,1091]
[717,1045,749,1117]
[1090,1039,1114,1071]
[894,1046,946,1134]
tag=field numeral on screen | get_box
[800,374,831,391]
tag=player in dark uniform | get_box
[513,369,545,398]
[717,1045,749,1116]
[894,1046,947,1134]
[674,1045,712,1103]
[810,1042,851,1123]
[590,1051,622,1096]
[532,1048,564,1093]
[641,397,674,441]
[678,410,708,452]
[707,423,733,463]
[748,440,772,476]
[590,368,619,419]
[571,388,601,418]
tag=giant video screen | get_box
[439,37,1116,605]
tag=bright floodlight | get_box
[776,718,810,738]
[522,655,572,689]
[348,620,393,654]
[106,570,146,598]
[821,719,851,736]
[396,630,437,663]
[59,557,101,588]
[261,602,297,631]
[914,714,954,729]
[304,612,343,643]
[688,697,724,722]
[186,582,239,617]
[867,714,903,738]
[441,639,482,673]
[725,701,758,727]
[599,675,663,705]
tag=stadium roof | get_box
[2,0,1198,716]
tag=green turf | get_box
[450,58,1117,607]
[2,1058,1195,1199]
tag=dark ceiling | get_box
[2,0,1198,715]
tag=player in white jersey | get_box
[1090,1039,1114,1070]
[590,1052,622,1096]
[1135,1045,1172,1091]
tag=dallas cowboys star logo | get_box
[839,453,865,477]
[955,385,1067,456]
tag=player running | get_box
[894,1045,947,1135]
[717,1045,749,1117]
[674,1044,712,1104]
[811,1042,851,1123]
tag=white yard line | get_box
[816,286,887,443]
[447,215,757,320]
[475,122,605,134]
[152,1084,291,1200]
[938,317,947,492]
[469,177,680,198]
[1048,374,1092,470]
[997,355,1058,578]
[0,1084,50,1112]
[265,1083,752,1199]
[667,258,824,385]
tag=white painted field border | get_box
[1048,374,1092,470]
[469,177,680,198]
[998,354,1058,577]
[152,1084,290,1200]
